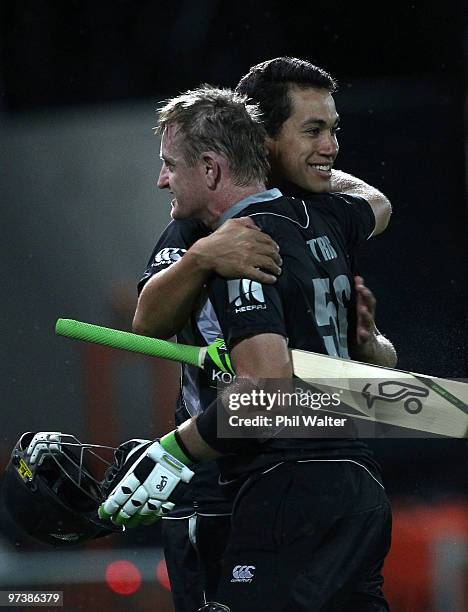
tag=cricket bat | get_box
[55,318,468,438]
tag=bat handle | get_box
[55,318,201,367]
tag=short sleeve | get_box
[326,194,375,249]
[208,275,287,349]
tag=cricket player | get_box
[133,58,395,611]
[102,85,392,611]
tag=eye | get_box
[305,127,320,136]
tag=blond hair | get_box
[156,85,269,186]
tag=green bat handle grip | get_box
[55,319,202,368]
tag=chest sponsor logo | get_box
[152,247,187,266]
[307,235,338,262]
[227,279,266,313]
[231,565,256,583]
[211,370,236,384]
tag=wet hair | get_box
[156,85,269,186]
[236,57,337,137]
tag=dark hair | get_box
[236,57,337,137]
[156,85,269,186]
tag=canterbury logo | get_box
[231,565,256,582]
[153,248,186,266]
[227,279,266,313]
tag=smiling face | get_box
[267,86,340,192]
[157,124,208,221]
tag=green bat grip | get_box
[55,319,202,368]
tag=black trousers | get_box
[162,513,232,612]
[162,460,391,612]
[215,460,391,612]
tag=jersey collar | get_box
[216,188,283,227]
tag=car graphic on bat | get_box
[361,381,429,415]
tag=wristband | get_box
[160,430,196,466]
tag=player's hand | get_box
[351,276,398,367]
[99,439,194,528]
[191,217,282,284]
[353,275,379,361]
[355,276,376,343]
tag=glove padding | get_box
[99,439,194,527]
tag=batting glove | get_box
[98,433,194,527]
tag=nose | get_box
[319,132,339,159]
[157,164,169,189]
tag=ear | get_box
[265,135,277,156]
[201,152,222,189]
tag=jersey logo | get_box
[152,247,187,266]
[231,565,256,582]
[307,235,338,262]
[227,279,266,313]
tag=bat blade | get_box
[290,349,468,438]
[55,318,468,438]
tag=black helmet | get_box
[1,432,124,546]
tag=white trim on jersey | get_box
[248,199,310,229]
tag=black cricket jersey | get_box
[139,189,382,510]
[207,188,383,478]
[139,218,236,515]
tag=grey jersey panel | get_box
[180,297,222,417]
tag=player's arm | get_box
[350,276,397,367]
[99,333,290,525]
[133,217,282,339]
[330,170,391,235]
[178,332,292,458]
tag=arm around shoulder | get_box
[133,218,282,339]
[330,170,392,235]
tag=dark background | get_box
[1,0,466,539]
[1,1,464,109]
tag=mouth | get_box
[308,163,333,177]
